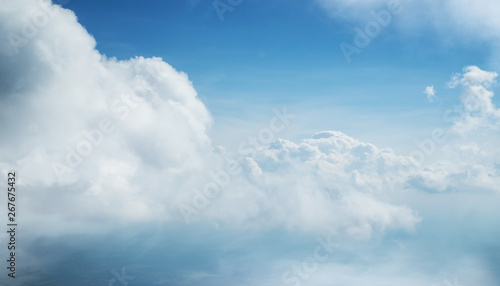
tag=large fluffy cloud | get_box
[0,0,214,224]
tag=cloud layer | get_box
[0,0,428,239]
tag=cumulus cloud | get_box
[0,0,214,224]
[193,131,423,236]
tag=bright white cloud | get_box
[0,0,214,224]
[196,131,423,235]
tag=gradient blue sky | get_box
[63,0,497,151]
[1,0,500,285]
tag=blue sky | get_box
[1,0,500,285]
[63,0,496,150]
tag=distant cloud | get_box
[448,66,500,133]
[424,86,436,102]
[317,0,500,46]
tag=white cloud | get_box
[0,0,214,224]
[317,0,500,46]
[424,85,436,102]
[447,66,500,133]
[206,131,422,235]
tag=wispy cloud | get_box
[424,85,436,102]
